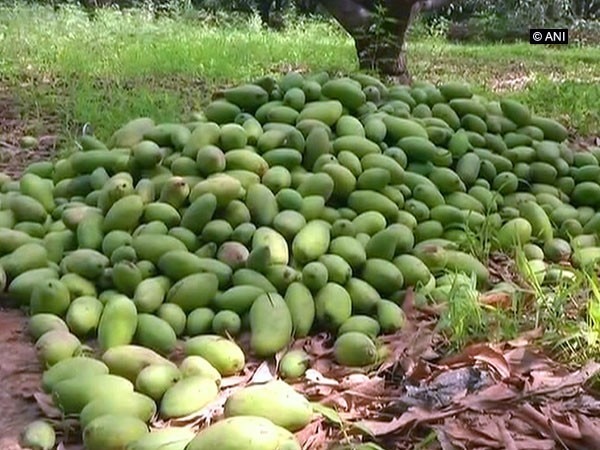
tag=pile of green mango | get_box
[1,69,597,449]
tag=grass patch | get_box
[422,219,600,364]
[1,4,599,143]
[1,4,354,142]
[438,237,600,363]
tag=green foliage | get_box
[0,4,598,144]
[421,0,599,44]
[512,245,600,366]
[435,242,600,361]
[436,272,487,350]
[438,0,597,21]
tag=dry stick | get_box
[518,403,582,442]
[516,362,600,402]
[497,418,519,450]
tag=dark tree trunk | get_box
[256,0,453,79]
[297,0,319,14]
[319,0,421,82]
[259,0,286,29]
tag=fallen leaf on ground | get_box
[249,359,276,384]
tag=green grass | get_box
[1,4,599,145]
[428,243,600,365]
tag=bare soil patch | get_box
[0,308,43,450]
[0,82,59,178]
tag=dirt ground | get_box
[0,85,60,450]
[0,83,59,179]
[0,308,44,450]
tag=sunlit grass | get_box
[1,4,598,141]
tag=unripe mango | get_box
[79,391,157,429]
[101,344,177,382]
[279,349,310,380]
[65,295,103,337]
[134,313,177,355]
[133,275,171,313]
[29,279,71,316]
[284,282,315,338]
[292,220,330,264]
[166,272,219,313]
[19,420,55,450]
[51,374,134,414]
[333,332,377,367]
[184,335,245,376]
[338,315,380,339]
[252,226,289,265]
[83,414,148,450]
[35,330,81,367]
[28,313,69,340]
[159,375,219,419]
[135,364,182,401]
[179,355,222,386]
[126,427,196,450]
[97,294,138,351]
[377,299,406,333]
[42,356,108,393]
[224,380,312,431]
[314,283,352,330]
[249,293,293,357]
[185,416,301,450]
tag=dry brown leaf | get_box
[503,346,556,377]
[249,359,276,384]
[574,415,600,443]
[479,291,512,308]
[340,375,385,393]
[506,327,544,347]
[377,321,440,377]
[407,359,434,382]
[298,418,330,450]
[497,418,518,450]
[312,356,338,376]
[304,384,336,397]
[295,418,325,447]
[442,418,501,447]
[359,406,463,437]
[305,368,340,386]
[472,349,511,381]
[516,403,581,441]
[431,427,458,450]
[33,391,62,419]
[440,344,511,381]
[512,438,557,450]
[561,394,600,415]
[401,287,417,318]
[219,375,249,388]
[323,395,349,411]
[459,383,517,412]
[524,361,600,397]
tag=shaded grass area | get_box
[0,4,599,145]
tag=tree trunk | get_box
[259,0,286,29]
[319,0,420,82]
